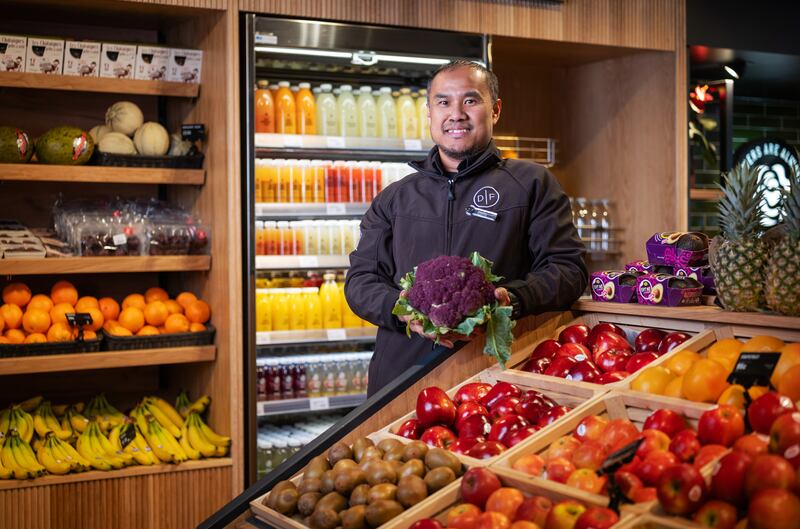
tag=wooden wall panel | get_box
[1,486,50,529]
[151,466,235,528]
[121,0,227,9]
[238,0,680,51]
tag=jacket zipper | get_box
[445,178,455,254]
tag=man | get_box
[344,60,587,396]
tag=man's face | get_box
[428,66,501,166]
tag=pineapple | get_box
[765,169,800,315]
[709,163,769,311]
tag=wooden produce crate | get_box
[613,513,702,529]
[490,312,714,392]
[491,391,715,513]
[379,371,606,468]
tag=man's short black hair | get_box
[427,59,499,104]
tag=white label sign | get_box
[327,329,347,341]
[112,233,127,246]
[326,204,346,215]
[403,139,422,151]
[326,136,346,148]
[309,397,330,411]
[298,256,319,267]
[284,135,303,147]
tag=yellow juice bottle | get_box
[397,87,418,139]
[255,289,272,332]
[303,287,323,330]
[316,84,338,136]
[296,82,316,135]
[275,81,296,134]
[287,288,306,330]
[254,159,265,202]
[255,80,275,133]
[270,289,290,331]
[340,279,361,328]
[357,86,377,138]
[337,85,358,137]
[417,88,430,140]
[376,87,397,138]
[320,273,342,328]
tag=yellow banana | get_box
[175,390,192,419]
[12,435,46,475]
[0,455,12,479]
[54,437,91,472]
[191,413,231,447]
[93,425,133,466]
[97,394,125,428]
[142,401,182,439]
[185,414,217,457]
[133,427,160,465]
[8,407,31,443]
[67,407,89,434]
[33,413,50,439]
[153,420,187,463]
[1,437,34,479]
[34,401,73,442]
[18,395,43,413]
[147,396,184,430]
[76,428,112,471]
[58,416,73,440]
[108,425,123,451]
[37,439,70,475]
[87,423,126,469]
[141,418,176,463]
[122,427,155,466]
[32,437,44,452]
[179,423,201,460]
[134,408,149,436]
[0,408,10,439]
[51,404,69,416]
[188,395,211,416]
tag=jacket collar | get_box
[409,140,502,180]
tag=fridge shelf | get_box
[255,255,350,270]
[493,136,557,167]
[257,394,367,416]
[256,327,376,346]
[255,202,369,219]
[255,133,432,159]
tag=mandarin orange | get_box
[51,281,78,306]
[2,282,31,307]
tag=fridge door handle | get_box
[351,51,378,66]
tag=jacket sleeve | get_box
[503,168,588,315]
[344,187,405,332]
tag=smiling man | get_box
[345,60,588,395]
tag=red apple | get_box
[396,418,423,439]
[631,486,657,503]
[566,468,605,494]
[460,467,502,510]
[506,426,539,447]
[565,360,601,383]
[656,463,707,515]
[466,441,506,460]
[643,409,689,438]
[515,392,555,423]
[538,406,570,428]
[748,489,800,529]
[636,450,679,486]
[490,397,522,421]
[625,351,660,373]
[449,436,484,455]
[749,392,797,435]
[635,328,667,353]
[417,387,457,427]
[545,457,576,484]
[558,324,590,346]
[615,470,644,500]
[454,382,493,405]
[770,412,800,467]
[637,429,672,459]
[410,520,445,529]
[489,415,529,446]
[512,453,546,477]
[710,450,752,505]
[458,413,492,439]
[544,356,579,378]
[521,356,552,374]
[733,433,770,458]
[692,500,738,529]
[595,371,629,384]
[528,339,562,360]
[546,435,582,461]
[546,500,586,529]
[698,405,745,447]
[515,496,553,526]
[746,454,797,497]
[587,323,627,349]
[447,504,481,529]
[694,445,727,471]
[601,419,641,454]
[557,343,592,362]
[657,332,691,356]
[477,512,510,529]
[450,512,480,529]
[591,330,633,360]
[595,348,632,373]
[421,425,457,449]
[670,429,701,463]
[574,507,619,529]
[481,382,522,410]
[456,401,489,428]
[571,441,607,471]
[573,416,609,443]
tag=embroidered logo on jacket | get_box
[473,186,500,208]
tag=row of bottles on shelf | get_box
[256,351,372,401]
[255,80,430,140]
[256,273,374,331]
[256,414,345,478]
[569,197,615,253]
[255,219,360,256]
[255,159,415,204]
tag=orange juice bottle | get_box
[287,288,306,330]
[270,289,290,331]
[264,221,278,254]
[255,221,265,255]
[274,159,286,202]
[340,278,361,328]
[290,221,304,255]
[264,160,277,202]
[275,81,296,134]
[254,159,265,202]
[311,160,325,203]
[303,287,322,330]
[256,289,272,331]
[296,82,316,135]
[255,80,275,133]
[320,273,342,328]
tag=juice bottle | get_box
[299,159,313,203]
[288,160,301,203]
[266,359,281,400]
[255,289,271,331]
[256,361,267,400]
[287,288,306,330]
[396,87,418,139]
[329,220,344,255]
[417,88,430,140]
[293,360,307,398]
[255,220,265,255]
[337,85,358,137]
[357,86,377,138]
[320,273,342,328]
[275,81,296,134]
[295,82,316,135]
[279,361,294,399]
[255,80,275,133]
[376,87,397,138]
[306,356,322,397]
[341,278,361,327]
[351,161,364,202]
[311,160,325,203]
[270,289,290,331]
[303,287,322,330]
[334,356,349,395]
[289,221,304,255]
[316,84,338,136]
[321,359,335,396]
[265,221,278,255]
[254,159,264,202]
[269,83,279,101]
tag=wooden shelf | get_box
[0,457,231,491]
[689,188,723,201]
[0,345,216,375]
[0,164,205,185]
[0,256,211,275]
[0,72,199,98]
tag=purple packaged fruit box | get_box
[645,232,709,267]
[636,273,704,307]
[674,265,716,295]
[590,270,643,303]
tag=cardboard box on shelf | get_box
[168,48,202,84]
[25,37,64,75]
[0,34,26,72]
[135,45,170,81]
[63,41,100,77]
[99,42,136,79]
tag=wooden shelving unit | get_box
[689,188,723,201]
[0,345,216,375]
[0,164,205,185]
[0,72,199,98]
[0,256,211,276]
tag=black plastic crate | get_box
[101,325,215,351]
[94,152,204,169]
[0,337,102,358]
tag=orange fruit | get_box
[5,329,25,343]
[665,349,701,376]
[185,300,211,324]
[122,294,146,311]
[1,303,23,329]
[742,335,785,352]
[718,384,746,409]
[771,343,800,388]
[27,294,54,313]
[2,282,31,307]
[144,287,169,303]
[0,336,8,344]
[50,303,76,326]
[157,326,167,334]
[81,330,97,340]
[85,308,104,332]
[108,325,133,337]
[98,297,120,322]
[176,292,198,310]
[22,309,51,334]
[0,315,4,333]
[749,386,769,400]
[778,364,800,402]
[631,366,675,395]
[47,322,73,342]
[189,322,206,333]
[137,325,160,336]
[682,358,729,402]
[485,487,525,520]
[164,300,183,315]
[143,301,169,326]
[74,296,99,312]
[164,313,190,334]
[23,333,46,344]
[664,375,685,398]
[51,280,78,306]
[103,320,119,332]
[708,338,744,373]
[118,307,145,333]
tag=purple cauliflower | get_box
[406,255,496,328]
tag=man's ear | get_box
[492,98,502,125]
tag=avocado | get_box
[35,126,94,165]
[0,126,34,163]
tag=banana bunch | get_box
[109,423,160,466]
[18,395,44,413]
[84,394,125,432]
[33,401,72,441]
[36,433,91,475]
[0,406,35,443]
[75,421,133,470]
[140,415,188,464]
[185,412,230,457]
[65,405,89,434]
[175,391,210,419]
[1,430,46,479]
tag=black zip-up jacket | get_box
[344,141,587,395]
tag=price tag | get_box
[284,135,303,148]
[309,397,330,411]
[257,333,271,345]
[727,351,781,388]
[327,329,347,341]
[298,256,319,268]
[118,426,136,449]
[598,437,643,476]
[255,33,278,45]
[112,233,127,246]
[326,136,346,148]
[326,204,347,215]
[403,139,422,151]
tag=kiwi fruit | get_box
[367,483,398,503]
[316,492,348,513]
[298,492,322,516]
[402,441,428,462]
[306,455,331,480]
[265,480,297,510]
[310,508,341,529]
[292,513,306,523]
[272,487,299,515]
[298,478,323,495]
[424,466,456,493]
[334,459,358,471]
[383,446,406,462]
[363,460,397,486]
[396,475,428,508]
[377,438,402,454]
[365,500,404,528]
[386,459,404,476]
[399,459,425,479]
[341,505,368,529]
[334,468,368,495]
[349,484,371,506]
[320,470,336,494]
[424,449,461,476]
[352,438,375,462]
[360,446,384,461]
[328,442,354,466]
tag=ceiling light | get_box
[723,65,739,79]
